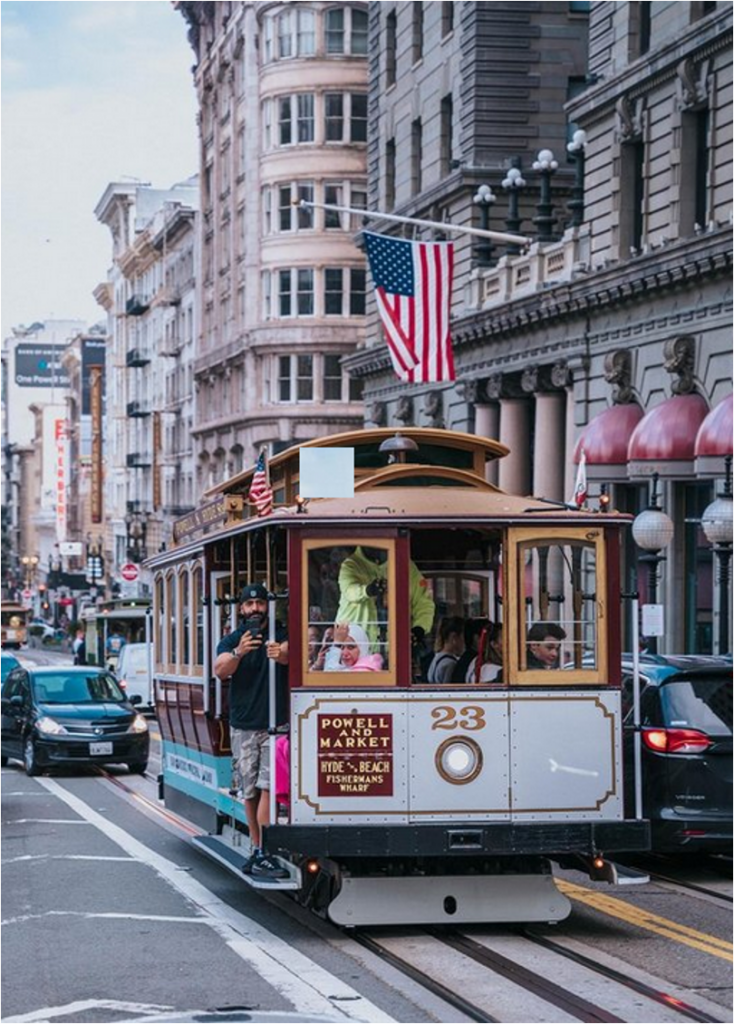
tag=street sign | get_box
[120,563,140,582]
[59,541,83,556]
[22,589,32,601]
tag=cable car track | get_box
[648,870,733,906]
[355,926,724,1024]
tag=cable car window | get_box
[193,566,204,667]
[303,540,396,686]
[154,575,164,667]
[518,538,599,673]
[166,574,177,669]
[180,570,190,668]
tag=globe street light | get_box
[473,184,497,267]
[632,474,674,654]
[701,455,733,654]
[532,148,559,242]
[566,129,587,227]
[501,160,526,255]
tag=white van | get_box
[116,642,154,713]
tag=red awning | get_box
[695,394,732,475]
[573,404,643,479]
[628,394,709,477]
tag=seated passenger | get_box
[465,622,503,684]
[426,616,465,683]
[451,618,490,683]
[526,622,566,670]
[307,625,322,669]
[323,623,383,672]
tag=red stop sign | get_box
[120,563,139,582]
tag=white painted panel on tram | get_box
[406,691,510,820]
[291,690,409,824]
[509,691,622,820]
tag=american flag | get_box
[248,450,273,517]
[364,231,455,383]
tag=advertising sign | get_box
[14,344,70,388]
[317,714,393,797]
[81,337,105,415]
[90,366,103,523]
[55,419,69,542]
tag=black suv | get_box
[622,655,732,853]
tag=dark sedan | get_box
[1,666,149,776]
[622,655,732,853]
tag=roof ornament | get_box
[378,432,419,465]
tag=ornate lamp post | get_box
[501,160,526,255]
[566,129,587,227]
[632,474,674,654]
[125,503,148,564]
[532,148,559,242]
[473,184,497,266]
[701,455,733,654]
[20,555,39,589]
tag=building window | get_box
[279,97,292,145]
[279,185,292,231]
[412,1,424,63]
[278,355,291,401]
[297,269,314,315]
[263,270,272,319]
[263,17,274,62]
[440,94,453,176]
[351,8,368,54]
[263,98,272,149]
[386,10,397,86]
[325,93,344,141]
[297,182,314,228]
[680,108,710,234]
[411,118,423,195]
[350,268,366,315]
[386,137,396,210]
[323,354,343,400]
[279,269,292,316]
[620,140,645,254]
[325,8,345,53]
[324,268,344,315]
[351,93,367,142]
[298,93,315,141]
[441,1,454,36]
[278,10,293,58]
[298,8,316,54]
[262,187,272,235]
[324,183,343,227]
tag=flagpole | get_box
[297,199,533,248]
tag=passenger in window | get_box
[466,622,503,684]
[451,618,490,683]
[334,545,435,648]
[526,622,566,670]
[427,616,465,683]
[323,622,383,672]
[307,624,322,668]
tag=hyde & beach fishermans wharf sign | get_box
[317,714,394,796]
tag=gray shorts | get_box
[231,728,270,800]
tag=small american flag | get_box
[572,448,588,508]
[364,231,455,383]
[248,450,273,517]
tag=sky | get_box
[1,1,199,340]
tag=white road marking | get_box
[6,818,91,825]
[3,854,134,864]
[34,777,396,1023]
[1,999,173,1023]
[2,911,204,927]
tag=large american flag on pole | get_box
[364,231,455,383]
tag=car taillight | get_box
[642,728,712,754]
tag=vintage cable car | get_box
[147,428,648,926]
[1,602,31,649]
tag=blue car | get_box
[1,653,21,684]
[621,655,732,853]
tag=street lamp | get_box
[632,473,674,654]
[532,148,559,242]
[125,503,148,563]
[566,129,587,227]
[473,184,497,266]
[501,160,526,255]
[21,555,39,589]
[701,455,733,654]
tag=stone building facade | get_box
[346,1,732,653]
[176,0,369,488]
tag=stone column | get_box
[475,403,500,485]
[533,392,566,501]
[497,398,531,495]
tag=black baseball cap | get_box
[240,583,268,601]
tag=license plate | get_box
[89,741,113,756]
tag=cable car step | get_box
[328,873,571,927]
[192,833,301,890]
[600,861,650,885]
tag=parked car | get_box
[0,665,149,776]
[1,653,21,684]
[28,618,56,640]
[621,654,732,853]
[115,642,153,713]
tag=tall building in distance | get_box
[176,0,368,493]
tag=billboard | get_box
[81,337,106,415]
[14,344,70,388]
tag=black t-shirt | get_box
[217,624,288,730]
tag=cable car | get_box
[1,602,31,649]
[147,428,649,926]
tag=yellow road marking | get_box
[557,880,733,962]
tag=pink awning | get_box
[695,394,732,475]
[628,394,709,477]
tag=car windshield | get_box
[1,657,20,683]
[660,676,732,735]
[32,672,127,704]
